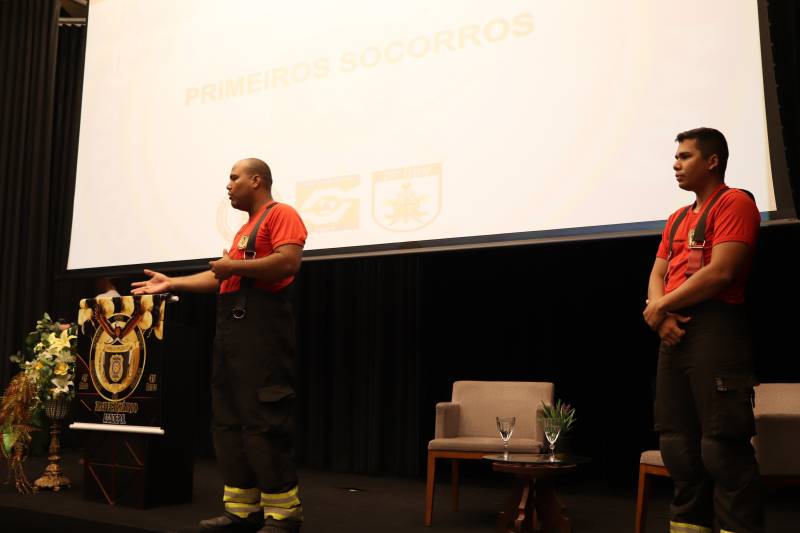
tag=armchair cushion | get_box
[428,436,541,453]
[639,449,665,467]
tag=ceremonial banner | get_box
[66,294,192,507]
[70,294,169,434]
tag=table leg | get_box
[534,480,572,533]
[498,478,539,533]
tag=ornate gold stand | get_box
[33,396,71,492]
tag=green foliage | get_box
[11,313,78,403]
[539,398,577,433]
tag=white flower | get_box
[48,330,75,353]
[50,375,71,396]
[55,351,76,364]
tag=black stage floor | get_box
[1,452,798,532]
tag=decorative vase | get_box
[33,395,71,492]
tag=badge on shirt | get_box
[688,228,695,245]
[237,235,248,250]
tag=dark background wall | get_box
[2,0,799,487]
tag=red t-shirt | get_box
[656,185,760,304]
[219,202,308,294]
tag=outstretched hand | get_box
[131,269,172,295]
[209,249,235,280]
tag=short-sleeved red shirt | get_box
[219,202,308,294]
[656,184,760,304]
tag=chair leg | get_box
[451,458,460,511]
[634,465,651,533]
[425,452,436,526]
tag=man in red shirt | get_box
[133,158,308,533]
[643,128,763,533]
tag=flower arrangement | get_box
[539,398,577,433]
[0,313,77,493]
[10,313,78,403]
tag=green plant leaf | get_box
[2,429,19,456]
[538,398,576,432]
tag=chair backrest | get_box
[452,381,554,439]
[753,383,800,477]
[754,383,800,416]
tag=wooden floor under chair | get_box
[4,450,799,533]
[425,450,488,526]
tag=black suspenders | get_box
[667,205,692,262]
[231,202,278,319]
[665,186,730,280]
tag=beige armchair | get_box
[634,382,800,533]
[424,380,554,526]
[752,383,800,481]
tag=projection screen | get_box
[67,0,795,272]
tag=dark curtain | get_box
[49,25,87,319]
[0,0,60,387]
[295,256,422,475]
[769,0,800,212]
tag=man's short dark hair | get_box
[241,157,273,189]
[675,127,729,176]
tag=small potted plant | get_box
[539,399,577,459]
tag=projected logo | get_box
[216,199,249,243]
[372,163,441,232]
[296,175,360,231]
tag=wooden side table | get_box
[485,454,587,533]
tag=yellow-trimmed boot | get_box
[258,486,302,532]
[200,485,263,531]
[669,521,712,533]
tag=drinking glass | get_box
[496,416,516,459]
[542,418,561,462]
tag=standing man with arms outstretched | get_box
[133,158,307,533]
[643,128,763,533]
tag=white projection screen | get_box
[68,0,795,272]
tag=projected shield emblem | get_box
[372,163,441,232]
[89,314,146,402]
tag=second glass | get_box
[542,418,562,462]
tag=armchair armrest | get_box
[435,402,460,438]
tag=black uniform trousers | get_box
[655,300,764,533]
[212,288,298,494]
